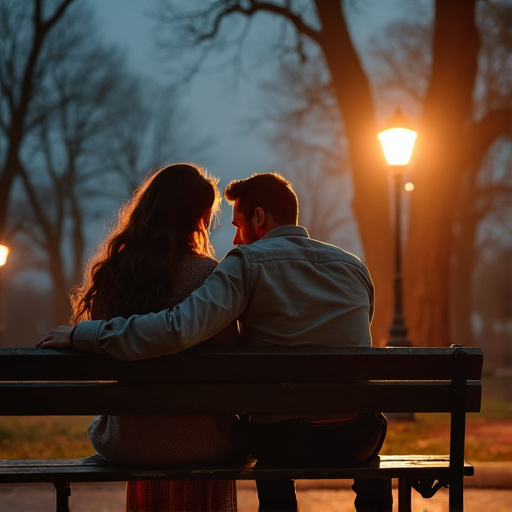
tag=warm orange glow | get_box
[0,244,9,267]
[378,127,418,166]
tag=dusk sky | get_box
[88,0,419,256]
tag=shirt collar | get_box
[261,225,309,240]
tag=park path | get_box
[1,480,512,512]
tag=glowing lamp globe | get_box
[378,109,418,167]
[0,245,8,267]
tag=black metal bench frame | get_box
[0,345,483,512]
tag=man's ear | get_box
[254,207,266,229]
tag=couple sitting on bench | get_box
[39,165,392,512]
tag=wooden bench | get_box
[0,345,482,512]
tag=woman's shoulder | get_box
[177,254,218,276]
[168,254,218,306]
[182,253,218,267]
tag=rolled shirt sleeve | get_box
[72,251,248,360]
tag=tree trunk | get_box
[403,0,479,347]
[404,159,456,347]
[0,150,22,238]
[451,241,476,347]
[49,249,73,325]
[450,163,484,347]
[315,0,393,345]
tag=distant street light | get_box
[378,109,418,347]
[0,244,9,347]
[0,245,8,266]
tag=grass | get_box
[381,412,512,462]
[382,374,512,462]
[0,416,94,458]
[0,376,510,461]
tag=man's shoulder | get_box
[227,231,366,268]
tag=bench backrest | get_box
[0,346,483,416]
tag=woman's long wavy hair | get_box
[71,163,220,322]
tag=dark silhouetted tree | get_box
[0,0,76,242]
[2,1,207,330]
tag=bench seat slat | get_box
[0,455,474,483]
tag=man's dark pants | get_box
[245,413,393,512]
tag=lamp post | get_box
[0,244,9,347]
[378,109,418,347]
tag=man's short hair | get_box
[224,173,299,225]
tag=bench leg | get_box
[54,482,71,512]
[449,477,463,512]
[398,478,412,512]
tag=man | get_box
[39,172,392,512]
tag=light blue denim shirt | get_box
[73,226,374,360]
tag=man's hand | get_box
[37,326,74,349]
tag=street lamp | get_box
[378,109,418,347]
[0,244,9,347]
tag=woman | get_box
[71,163,240,512]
